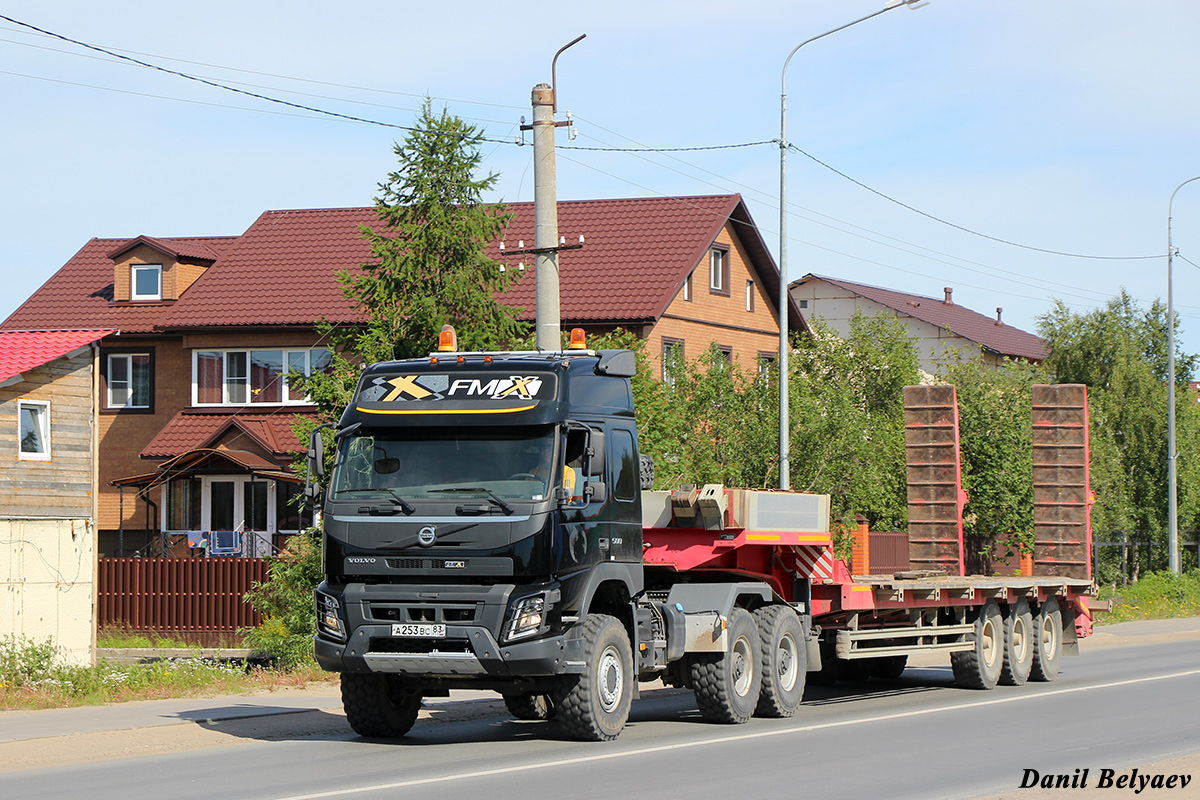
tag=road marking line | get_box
[272,668,1200,800]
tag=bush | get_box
[242,529,323,668]
[0,635,57,688]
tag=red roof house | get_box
[3,194,792,553]
[790,274,1048,374]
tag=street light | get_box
[1167,175,1200,573]
[777,0,927,490]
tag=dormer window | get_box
[131,264,162,301]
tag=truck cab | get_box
[311,344,650,735]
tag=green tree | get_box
[293,100,529,455]
[944,355,1045,573]
[242,530,323,667]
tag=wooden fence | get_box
[98,557,268,646]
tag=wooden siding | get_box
[0,348,95,518]
[648,221,780,374]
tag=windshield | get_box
[331,426,555,503]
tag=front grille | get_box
[369,637,473,655]
[385,558,470,570]
[367,603,479,623]
[387,558,427,569]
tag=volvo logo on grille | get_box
[417,526,437,547]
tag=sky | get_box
[3,0,1200,356]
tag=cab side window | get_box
[612,429,636,502]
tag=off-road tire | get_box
[807,639,841,686]
[752,605,806,718]
[503,692,554,721]
[951,599,1004,690]
[1000,598,1034,686]
[691,608,762,724]
[870,655,908,680]
[555,614,633,741]
[1030,597,1063,682]
[340,673,422,738]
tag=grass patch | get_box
[0,635,334,711]
[96,628,205,650]
[1095,569,1200,625]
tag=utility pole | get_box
[531,83,560,351]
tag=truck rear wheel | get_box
[871,655,908,679]
[1030,597,1062,682]
[752,605,806,718]
[1000,598,1034,686]
[503,692,554,720]
[341,673,422,738]
[951,599,1003,690]
[691,608,762,724]
[555,614,633,741]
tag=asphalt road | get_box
[3,630,1199,800]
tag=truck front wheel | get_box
[691,608,762,724]
[556,614,633,741]
[341,673,422,738]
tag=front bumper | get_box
[313,580,583,678]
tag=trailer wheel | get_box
[691,608,762,724]
[752,605,806,718]
[1000,598,1034,686]
[555,614,633,741]
[950,599,1004,690]
[871,655,908,680]
[340,673,422,738]
[1030,597,1063,682]
[503,692,555,721]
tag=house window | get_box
[107,353,152,409]
[715,345,733,368]
[661,338,684,386]
[130,264,162,301]
[799,299,809,309]
[683,270,693,302]
[709,247,729,294]
[746,280,755,312]
[757,352,776,384]
[18,400,50,461]
[193,348,333,406]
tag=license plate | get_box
[392,623,446,638]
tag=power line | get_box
[562,140,775,153]
[0,14,515,145]
[0,26,525,111]
[789,144,1165,262]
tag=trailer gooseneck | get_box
[308,332,1095,741]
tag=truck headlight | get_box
[505,594,546,642]
[315,591,346,641]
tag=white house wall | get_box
[0,517,96,666]
[793,280,989,374]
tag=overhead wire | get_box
[789,144,1164,261]
[0,14,516,145]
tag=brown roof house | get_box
[1,329,112,664]
[789,274,1048,375]
[3,194,795,554]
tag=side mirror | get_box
[586,431,605,477]
[308,429,325,478]
[584,481,607,504]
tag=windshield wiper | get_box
[429,487,514,516]
[356,488,415,516]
